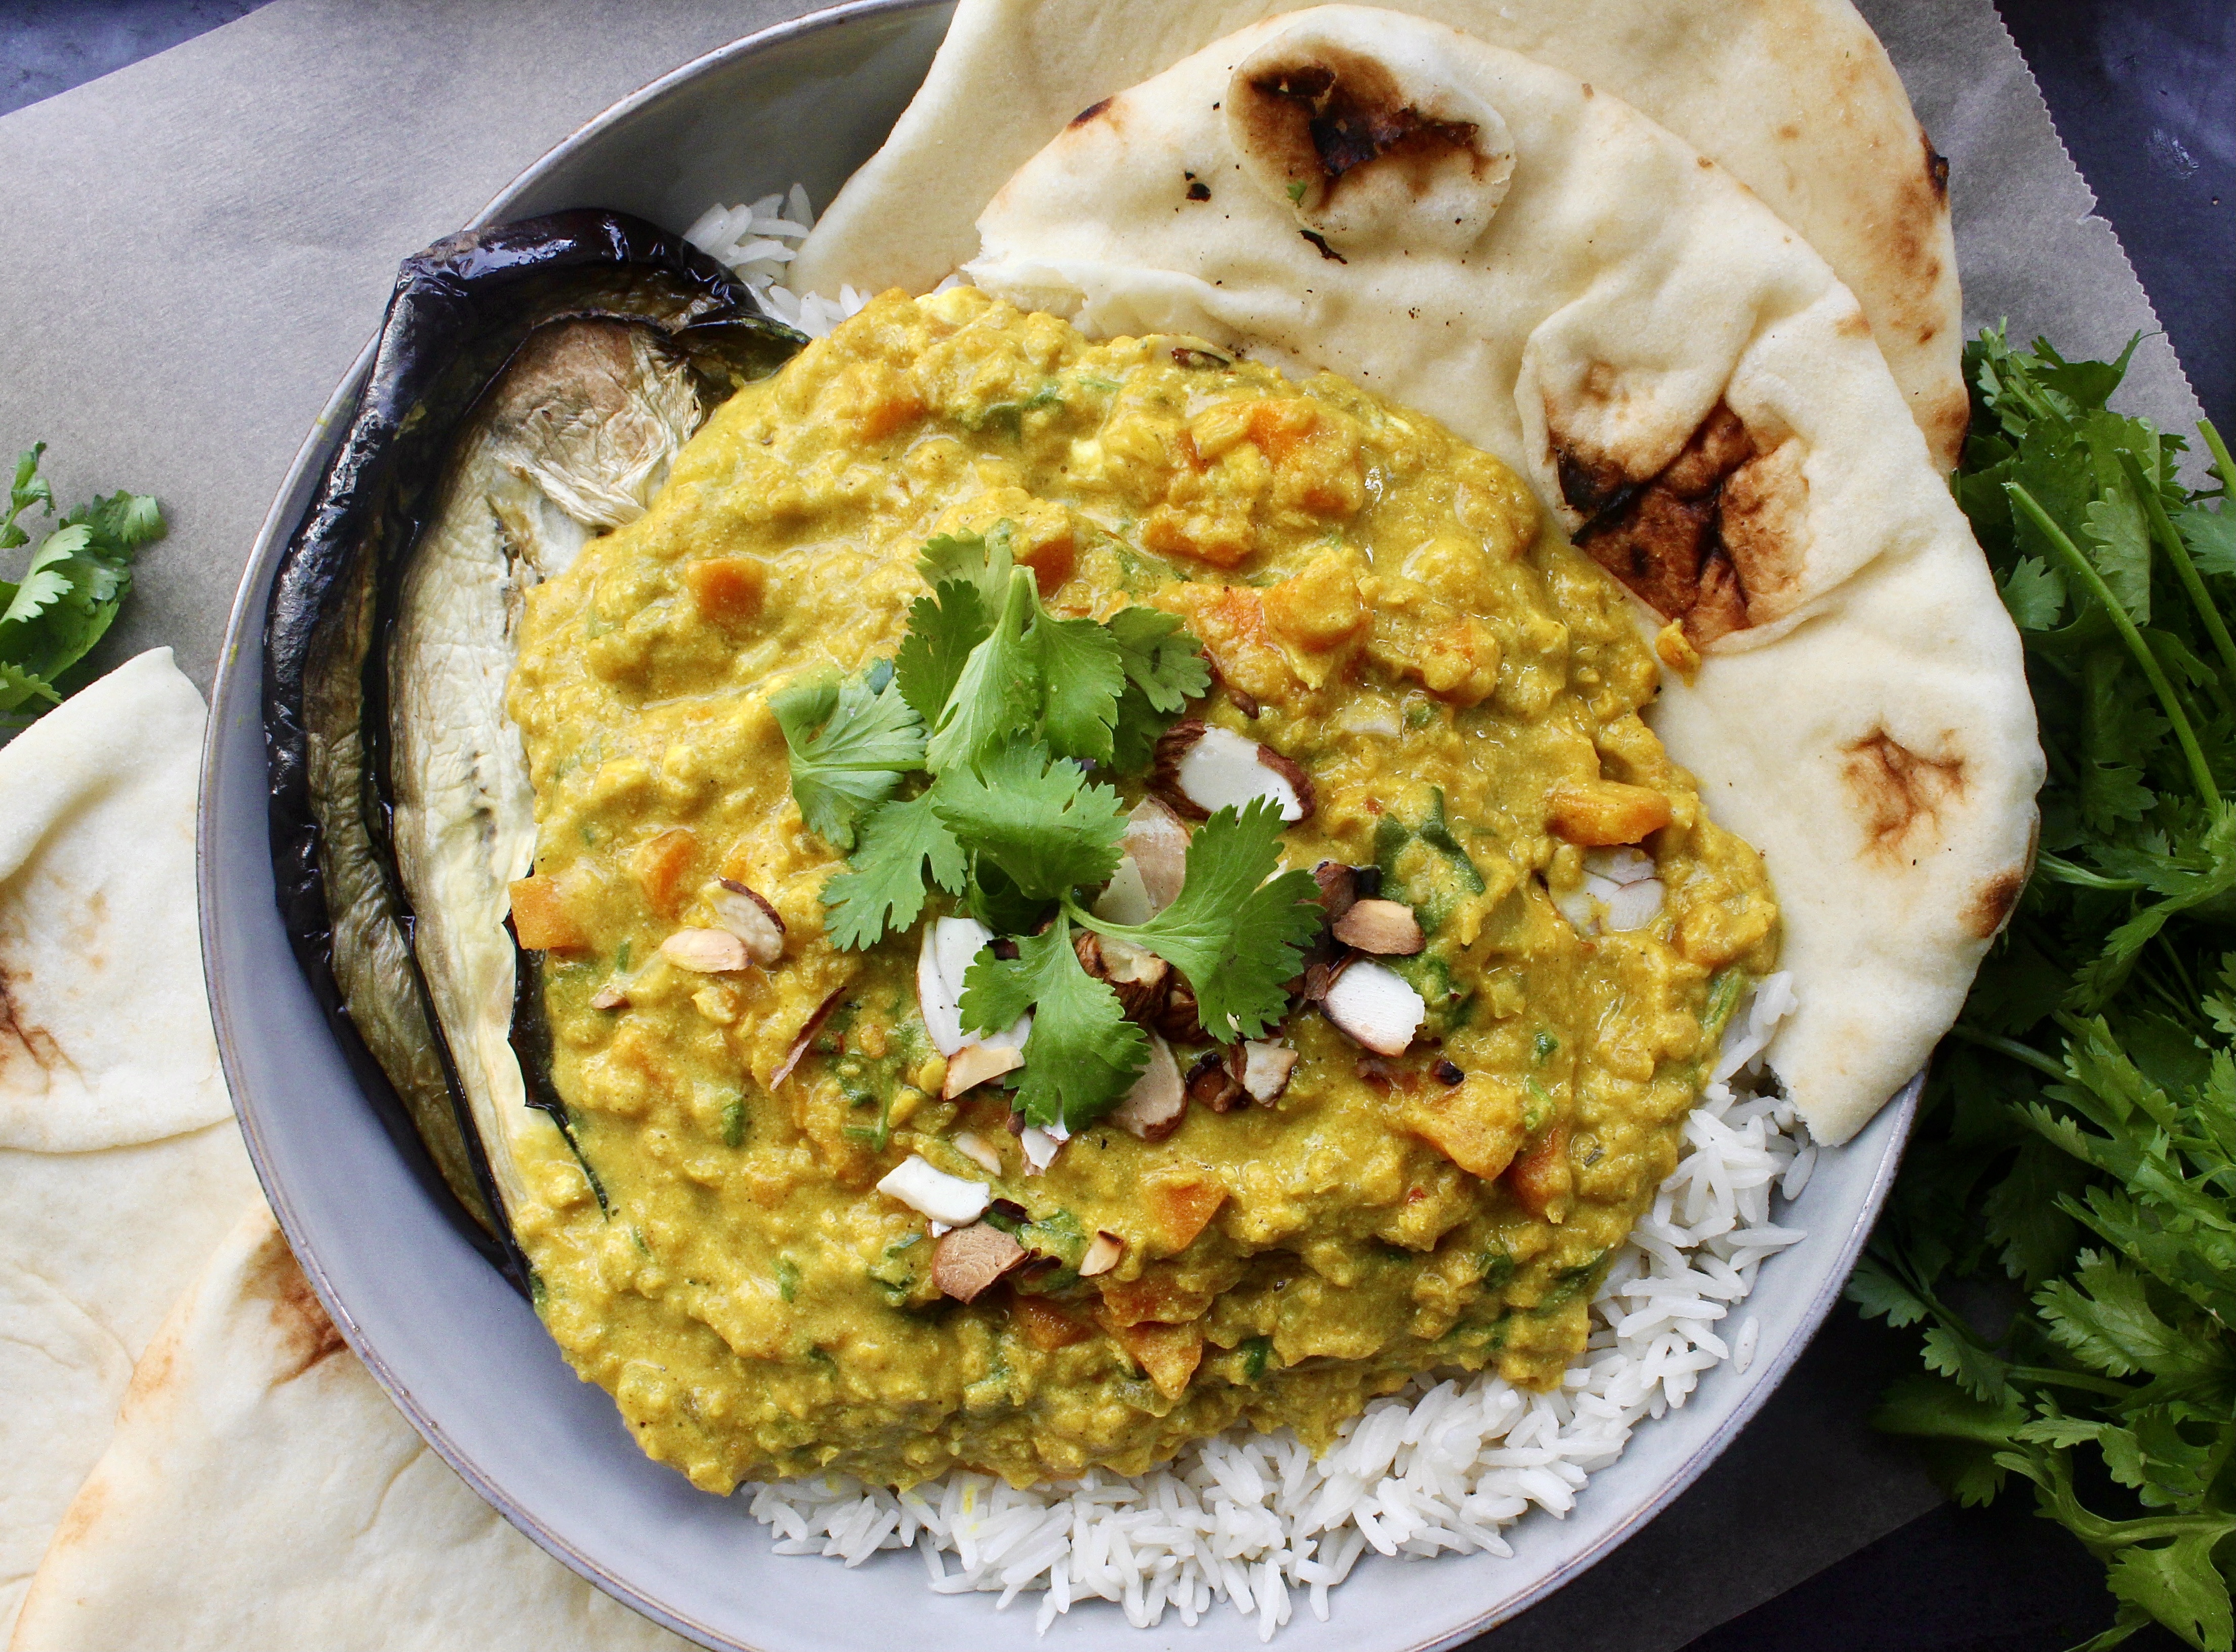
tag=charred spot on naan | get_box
[1226,22,1513,254]
[1246,59,1481,191]
[238,1223,349,1383]
[1842,729,1968,866]
[0,962,74,1086]
[1559,401,1809,647]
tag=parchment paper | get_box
[0,2,2194,1647]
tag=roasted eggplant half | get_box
[264,211,801,1278]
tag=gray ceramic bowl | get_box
[198,4,1920,1647]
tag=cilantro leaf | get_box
[1108,605,1211,712]
[931,740,1126,902]
[1106,606,1210,769]
[922,568,1041,775]
[1998,555,2065,630]
[1078,797,1322,1040]
[1871,331,2236,1652]
[958,914,1149,1131]
[821,789,966,949]
[2,446,54,552]
[893,578,989,726]
[1027,612,1126,763]
[0,447,160,726]
[771,668,925,850]
[918,525,1015,617]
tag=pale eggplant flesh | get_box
[264,211,801,1282]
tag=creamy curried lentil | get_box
[502,288,1778,1494]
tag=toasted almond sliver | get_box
[710,878,786,964]
[1079,1230,1125,1278]
[1321,959,1427,1057]
[1332,897,1425,956]
[931,1222,1027,1303]
[1108,1034,1187,1141]
[660,928,748,973]
[1241,1040,1299,1102]
[943,1041,1024,1100]
[951,1130,1005,1175]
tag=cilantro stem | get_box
[2033,853,2144,893]
[2003,1364,2135,1400]
[2008,481,2220,807]
[1947,1022,2067,1081]
[2123,451,2236,695]
[2203,419,2236,499]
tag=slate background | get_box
[0,2,2227,1649]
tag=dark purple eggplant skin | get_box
[262,210,802,1284]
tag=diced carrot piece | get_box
[1546,779,1673,847]
[509,874,585,951]
[1012,528,1077,595]
[1502,1124,1573,1222]
[1403,1079,1526,1180]
[1144,504,1254,569]
[1143,1176,1228,1253]
[1108,1319,1204,1401]
[839,362,925,441]
[629,827,700,917]
[1245,399,1320,466]
[1010,1296,1092,1352]
[684,557,767,628]
[1096,1269,1215,1328]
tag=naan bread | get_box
[11,1203,690,1652]
[962,8,2041,1143]
[790,0,1968,470]
[0,651,260,1639]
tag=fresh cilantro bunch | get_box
[0,445,162,723]
[1851,331,2236,1650]
[774,523,1322,1132]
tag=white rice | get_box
[685,194,1815,1637]
[685,188,870,337]
[740,973,1808,1637]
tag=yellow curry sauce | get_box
[503,289,1778,1493]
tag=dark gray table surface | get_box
[1,4,2224,1651]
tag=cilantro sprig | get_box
[1851,331,2236,1650]
[0,445,162,723]
[778,523,1312,1131]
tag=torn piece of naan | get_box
[791,0,1969,470]
[961,7,2041,1142]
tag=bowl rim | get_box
[197,3,1922,1645]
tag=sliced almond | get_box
[710,878,786,965]
[1153,976,1201,1043]
[1241,1039,1299,1102]
[1333,897,1425,956]
[1151,721,1314,823]
[1074,929,1171,1024]
[1108,1033,1187,1142]
[917,916,985,1056]
[951,1131,1005,1175]
[1312,861,1362,923]
[660,928,748,973]
[1122,798,1192,910]
[943,1041,1024,1100]
[1321,959,1427,1056]
[931,1222,1027,1303]
[769,987,844,1089]
[1079,1229,1125,1278]
[876,1153,989,1225]
[1019,1125,1065,1173]
[1185,1048,1246,1113]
